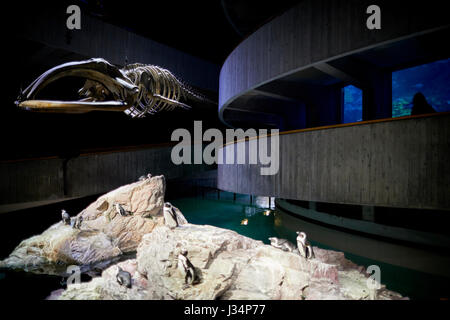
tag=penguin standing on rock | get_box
[61,210,71,225]
[178,249,196,287]
[138,173,152,181]
[115,203,130,216]
[116,267,132,288]
[296,231,314,259]
[163,202,178,228]
[71,216,83,229]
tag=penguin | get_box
[116,267,132,288]
[76,216,83,229]
[61,209,71,225]
[268,237,296,252]
[163,202,178,228]
[138,173,152,181]
[296,231,314,259]
[240,218,249,225]
[71,216,83,229]
[115,203,129,216]
[177,249,196,286]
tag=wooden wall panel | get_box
[218,114,450,210]
[0,146,212,205]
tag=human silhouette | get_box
[411,92,436,116]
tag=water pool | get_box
[171,197,278,245]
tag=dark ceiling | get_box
[76,0,302,64]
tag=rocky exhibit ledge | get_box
[0,174,166,276]
[0,175,406,300]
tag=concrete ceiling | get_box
[222,27,450,128]
[75,0,303,64]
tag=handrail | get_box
[220,111,450,148]
[2,112,448,162]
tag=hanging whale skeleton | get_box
[15,58,210,117]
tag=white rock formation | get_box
[0,175,168,275]
[1,175,406,300]
[54,223,406,300]
[51,259,148,300]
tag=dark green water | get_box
[171,197,278,245]
[172,196,450,300]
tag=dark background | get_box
[2,0,301,161]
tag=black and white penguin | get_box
[70,216,83,229]
[268,237,296,252]
[138,173,152,181]
[163,202,178,228]
[177,249,196,286]
[296,231,314,259]
[61,209,71,225]
[76,216,83,229]
[115,203,129,216]
[116,267,132,288]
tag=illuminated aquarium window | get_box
[392,58,450,118]
[342,85,363,123]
